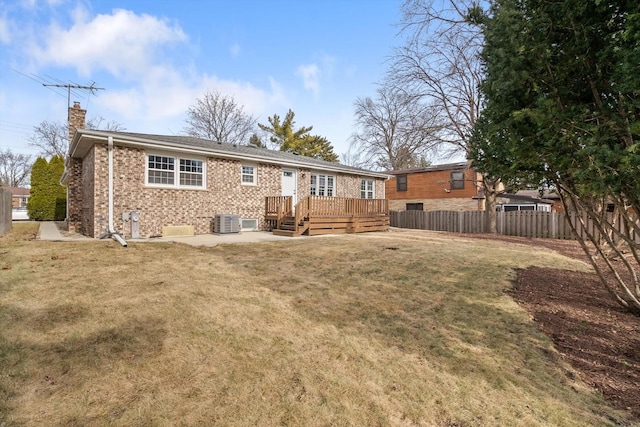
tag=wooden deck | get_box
[265,196,389,237]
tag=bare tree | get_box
[29,116,125,158]
[389,0,502,230]
[351,86,441,171]
[29,121,67,159]
[340,147,368,169]
[391,0,482,155]
[86,116,125,134]
[0,149,33,187]
[184,90,257,145]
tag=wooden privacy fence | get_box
[390,210,639,242]
[0,187,12,236]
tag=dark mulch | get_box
[459,234,640,421]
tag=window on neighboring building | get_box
[406,203,423,211]
[147,154,204,188]
[241,164,257,185]
[361,179,374,199]
[397,174,407,192]
[310,173,335,196]
[450,171,465,190]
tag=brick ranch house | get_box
[385,162,486,211]
[61,104,388,238]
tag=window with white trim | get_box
[241,164,257,185]
[180,159,203,186]
[310,173,335,196]
[361,179,374,199]
[146,154,205,189]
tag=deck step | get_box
[272,229,297,237]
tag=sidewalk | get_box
[38,222,93,242]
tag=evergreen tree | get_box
[470,0,640,313]
[258,110,339,162]
[27,156,67,221]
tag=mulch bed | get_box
[458,234,640,421]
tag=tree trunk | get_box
[483,178,500,234]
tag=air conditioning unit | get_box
[214,214,240,234]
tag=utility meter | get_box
[130,211,140,238]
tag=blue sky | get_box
[0,0,404,159]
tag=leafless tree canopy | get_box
[0,149,33,187]
[387,0,504,231]
[340,147,369,169]
[390,0,483,158]
[29,121,67,159]
[351,86,442,171]
[86,116,125,134]
[184,90,257,145]
[29,116,125,158]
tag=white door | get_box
[282,169,297,206]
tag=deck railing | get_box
[266,195,390,235]
[265,196,293,229]
[295,196,311,229]
[307,196,388,217]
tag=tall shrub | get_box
[27,156,67,221]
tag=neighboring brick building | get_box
[385,162,485,211]
[61,104,388,238]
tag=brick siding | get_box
[66,103,87,233]
[386,165,483,212]
[72,142,386,238]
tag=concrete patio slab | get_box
[37,221,314,246]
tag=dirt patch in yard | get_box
[460,233,640,421]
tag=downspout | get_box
[102,135,127,247]
[108,136,114,232]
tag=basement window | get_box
[241,218,259,231]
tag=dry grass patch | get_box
[0,227,634,426]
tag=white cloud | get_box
[296,63,320,97]
[6,5,293,138]
[31,8,187,78]
[97,68,289,129]
[19,0,66,11]
[19,0,38,9]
